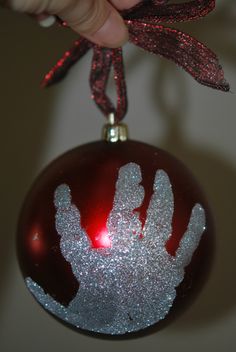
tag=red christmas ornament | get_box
[17,0,226,337]
[17,139,213,335]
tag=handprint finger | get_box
[54,184,90,249]
[107,162,144,248]
[175,204,206,267]
[113,162,144,210]
[143,170,174,247]
[54,184,72,211]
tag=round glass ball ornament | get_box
[17,137,213,336]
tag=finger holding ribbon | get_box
[2,0,230,122]
[2,0,141,47]
[39,0,230,123]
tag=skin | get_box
[7,0,141,47]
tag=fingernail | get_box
[38,15,56,28]
[91,11,129,48]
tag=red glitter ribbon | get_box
[43,0,229,122]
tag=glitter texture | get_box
[89,47,127,122]
[26,163,206,335]
[42,0,229,122]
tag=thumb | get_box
[9,0,129,48]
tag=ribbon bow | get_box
[43,0,229,122]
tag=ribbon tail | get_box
[124,0,215,23]
[128,22,229,91]
[42,38,92,87]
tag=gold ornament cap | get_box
[102,113,128,143]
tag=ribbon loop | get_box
[89,47,114,118]
[89,47,127,122]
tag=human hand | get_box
[6,0,141,47]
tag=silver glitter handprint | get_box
[26,162,206,335]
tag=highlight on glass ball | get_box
[17,140,213,335]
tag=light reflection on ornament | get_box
[29,226,45,255]
[94,228,111,248]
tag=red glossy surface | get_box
[17,140,213,328]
